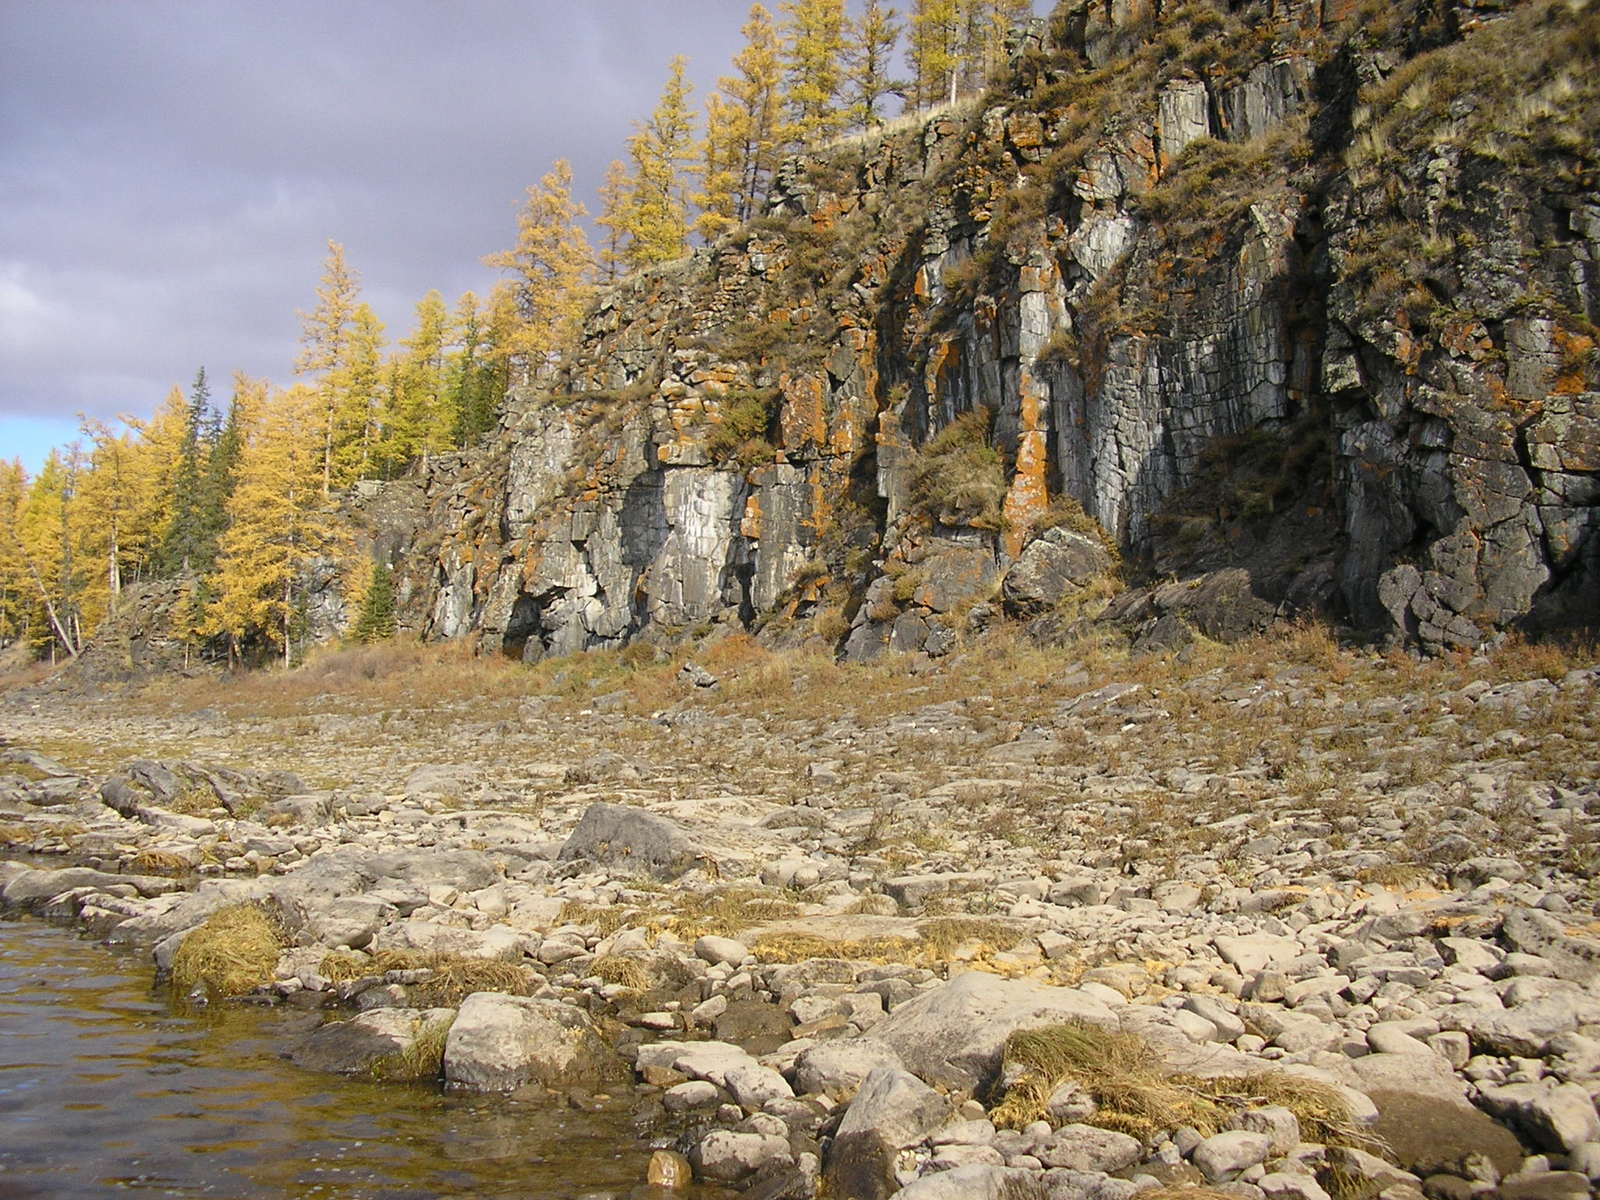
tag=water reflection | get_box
[0,918,711,1199]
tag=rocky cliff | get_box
[396,0,1599,661]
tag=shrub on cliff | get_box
[705,388,781,465]
[908,406,1007,530]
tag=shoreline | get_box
[3,639,1599,1197]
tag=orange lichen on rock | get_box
[780,371,829,453]
[1002,372,1053,558]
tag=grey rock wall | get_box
[393,0,1596,660]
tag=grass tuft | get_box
[589,954,656,991]
[319,949,540,1006]
[751,918,1021,967]
[129,848,193,876]
[991,1022,1384,1152]
[170,902,287,998]
[368,1012,455,1083]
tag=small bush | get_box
[909,406,1007,530]
[705,388,782,465]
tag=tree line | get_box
[599,0,1033,272]
[0,245,505,667]
[0,0,1034,668]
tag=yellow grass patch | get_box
[170,903,287,998]
[991,1021,1385,1153]
[318,949,540,1007]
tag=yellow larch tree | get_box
[332,301,386,483]
[295,239,361,496]
[206,384,336,667]
[844,0,905,130]
[384,288,456,471]
[484,158,596,381]
[13,449,81,659]
[622,57,697,270]
[0,460,31,648]
[727,5,787,219]
[780,0,848,145]
[908,0,965,107]
[128,385,191,570]
[696,91,745,241]
[75,415,162,618]
[595,159,632,284]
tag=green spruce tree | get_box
[351,558,396,643]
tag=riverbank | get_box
[3,628,1599,1198]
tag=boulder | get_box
[290,1007,453,1075]
[442,992,624,1091]
[1336,1052,1523,1177]
[1033,1124,1141,1171]
[557,802,705,880]
[888,1165,1048,1199]
[1501,908,1600,985]
[691,1130,792,1185]
[868,972,1116,1091]
[825,1067,948,1200]
[1477,1082,1600,1154]
[2,867,178,909]
[373,919,526,961]
[793,1038,906,1101]
[1193,1130,1274,1181]
[1214,933,1303,973]
[1001,528,1112,616]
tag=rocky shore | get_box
[2,636,1599,1199]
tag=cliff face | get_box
[397,0,1599,661]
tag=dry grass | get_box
[150,639,540,721]
[908,405,1008,531]
[991,1022,1384,1152]
[562,886,805,942]
[128,848,193,876]
[0,823,31,846]
[751,917,1021,967]
[556,900,643,938]
[1355,863,1442,890]
[589,954,656,991]
[318,949,541,1006]
[170,902,287,998]
[368,1011,455,1083]
[165,784,219,815]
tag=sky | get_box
[1,1,1045,479]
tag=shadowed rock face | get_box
[387,0,1596,661]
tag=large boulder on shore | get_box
[868,972,1117,1091]
[825,1066,948,1200]
[1,866,180,910]
[442,992,625,1092]
[556,802,707,880]
[290,1007,455,1075]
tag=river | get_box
[0,917,700,1199]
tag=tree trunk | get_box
[6,530,78,658]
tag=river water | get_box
[0,917,701,1199]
